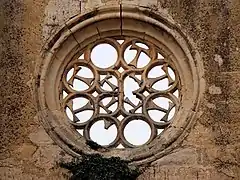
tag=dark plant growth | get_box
[60,153,141,180]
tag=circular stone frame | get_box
[35,5,204,165]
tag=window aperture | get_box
[61,37,180,148]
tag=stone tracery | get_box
[61,37,180,148]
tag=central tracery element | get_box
[61,37,180,148]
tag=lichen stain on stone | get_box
[43,0,80,41]
[206,103,216,109]
[214,54,223,67]
[208,85,222,95]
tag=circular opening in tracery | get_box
[148,65,176,91]
[148,97,176,123]
[124,43,151,68]
[66,65,94,91]
[89,120,118,146]
[65,97,94,123]
[123,120,151,146]
[91,44,118,68]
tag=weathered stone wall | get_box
[0,0,239,179]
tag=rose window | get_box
[61,37,180,148]
[36,7,203,164]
